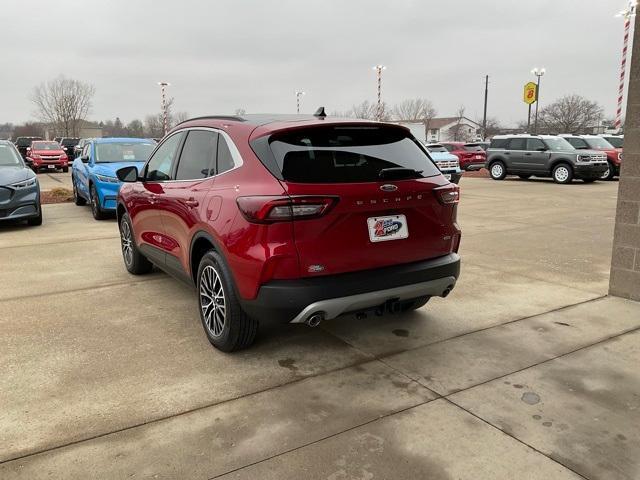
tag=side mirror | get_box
[81,155,89,163]
[117,165,139,183]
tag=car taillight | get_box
[434,185,460,205]
[237,196,338,223]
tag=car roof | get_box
[93,137,155,144]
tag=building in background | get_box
[396,117,482,143]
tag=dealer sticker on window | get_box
[123,150,135,161]
[367,215,409,243]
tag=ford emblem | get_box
[380,184,398,192]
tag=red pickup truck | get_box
[26,141,69,173]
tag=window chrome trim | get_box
[143,126,244,184]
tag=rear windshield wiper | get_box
[378,167,423,179]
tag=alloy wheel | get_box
[554,166,569,183]
[491,163,503,178]
[200,265,226,337]
[600,167,610,180]
[91,187,98,216]
[120,220,133,267]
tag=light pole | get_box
[614,1,637,131]
[157,81,170,136]
[531,68,545,134]
[295,90,305,114]
[372,65,386,121]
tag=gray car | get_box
[486,134,608,184]
[0,140,42,225]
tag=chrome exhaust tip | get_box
[306,313,324,327]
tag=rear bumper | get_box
[239,253,461,324]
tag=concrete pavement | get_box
[1,177,638,479]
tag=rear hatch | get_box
[462,143,486,162]
[254,124,460,277]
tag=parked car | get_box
[425,143,462,183]
[486,134,608,184]
[0,140,42,226]
[600,134,623,149]
[72,137,156,220]
[74,138,93,159]
[115,113,461,351]
[26,141,69,173]
[561,134,621,181]
[59,137,80,158]
[14,136,43,158]
[440,142,486,171]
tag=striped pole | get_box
[295,90,305,114]
[373,65,386,121]
[158,81,170,136]
[615,2,636,131]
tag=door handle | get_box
[185,199,199,208]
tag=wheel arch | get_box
[550,157,574,172]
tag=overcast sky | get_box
[0,0,632,126]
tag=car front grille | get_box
[41,155,61,161]
[436,160,460,169]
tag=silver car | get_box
[0,140,42,225]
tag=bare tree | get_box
[538,94,604,133]
[447,106,474,141]
[392,98,436,122]
[173,111,190,125]
[337,100,391,121]
[235,108,247,116]
[31,76,95,137]
[475,116,502,138]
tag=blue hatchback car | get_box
[72,138,156,219]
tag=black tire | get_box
[600,161,615,181]
[518,174,531,180]
[197,250,258,352]
[489,161,507,180]
[27,209,42,226]
[119,213,153,275]
[401,296,430,312]
[552,163,573,184]
[90,183,107,220]
[62,166,69,173]
[72,176,86,206]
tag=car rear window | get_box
[426,144,448,153]
[268,126,440,183]
[463,144,484,152]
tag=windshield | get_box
[0,143,23,166]
[95,142,156,163]
[268,126,440,183]
[32,141,61,150]
[543,137,575,152]
[586,137,615,149]
[604,136,623,148]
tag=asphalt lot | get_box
[35,169,72,192]
[1,177,639,479]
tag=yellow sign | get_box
[523,82,537,105]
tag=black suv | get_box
[14,136,43,159]
[485,135,608,184]
[59,137,80,158]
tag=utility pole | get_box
[295,90,305,114]
[531,68,546,134]
[482,75,489,139]
[615,1,637,131]
[157,81,170,136]
[372,65,387,121]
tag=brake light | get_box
[237,196,338,223]
[434,185,460,205]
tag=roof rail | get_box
[175,115,246,127]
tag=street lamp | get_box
[372,65,387,121]
[157,81,170,136]
[295,90,305,114]
[614,1,637,131]
[531,68,545,134]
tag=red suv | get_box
[441,142,486,171]
[27,141,69,173]
[115,113,461,351]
